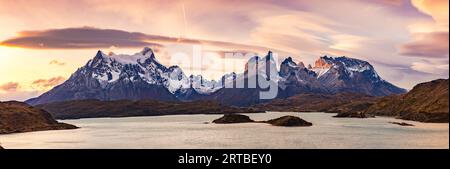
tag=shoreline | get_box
[1,112,447,149]
[55,111,449,124]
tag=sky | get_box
[0,0,448,101]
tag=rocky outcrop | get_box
[266,116,312,127]
[212,114,255,124]
[333,112,374,118]
[38,100,262,120]
[389,122,415,126]
[313,58,333,69]
[212,114,313,127]
[278,57,329,98]
[0,101,78,134]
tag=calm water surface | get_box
[0,112,448,149]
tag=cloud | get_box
[0,27,164,49]
[0,27,269,54]
[0,82,20,92]
[31,76,66,90]
[249,12,337,60]
[411,61,449,75]
[0,90,40,102]
[399,31,449,58]
[367,59,447,89]
[0,78,65,101]
[380,0,405,6]
[401,0,449,59]
[371,60,433,76]
[411,0,449,29]
[49,59,66,66]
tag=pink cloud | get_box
[0,27,270,55]
[399,31,449,58]
[0,82,20,92]
[31,76,66,89]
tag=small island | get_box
[212,114,255,124]
[212,114,313,127]
[390,122,415,126]
[265,116,313,127]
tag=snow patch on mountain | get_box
[311,67,331,77]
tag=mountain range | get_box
[26,47,406,106]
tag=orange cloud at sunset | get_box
[399,31,449,58]
[412,0,449,29]
[399,0,449,75]
[31,76,66,90]
[0,82,20,92]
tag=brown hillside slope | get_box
[365,79,449,122]
[0,101,77,134]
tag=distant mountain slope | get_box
[0,101,77,134]
[365,79,449,122]
[253,93,377,112]
[37,100,261,120]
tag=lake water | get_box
[0,112,448,149]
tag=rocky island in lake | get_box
[213,114,313,127]
[212,114,255,124]
[265,116,313,127]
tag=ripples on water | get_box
[0,112,448,149]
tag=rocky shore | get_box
[38,100,262,120]
[333,112,375,118]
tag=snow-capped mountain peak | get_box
[25,48,406,106]
[277,55,405,96]
[87,47,157,66]
[79,47,223,96]
[313,56,382,80]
